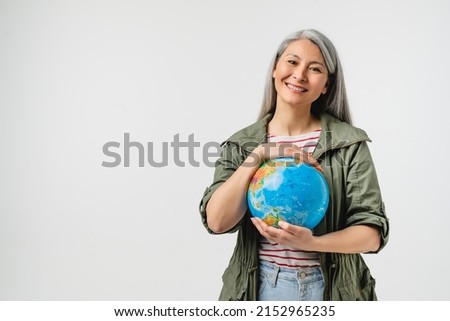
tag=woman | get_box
[199,29,389,301]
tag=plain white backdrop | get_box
[1,0,449,300]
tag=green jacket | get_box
[199,112,389,301]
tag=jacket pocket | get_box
[218,267,248,301]
[219,264,259,301]
[336,268,377,301]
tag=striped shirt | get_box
[258,129,321,268]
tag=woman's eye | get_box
[310,66,322,72]
[287,60,297,65]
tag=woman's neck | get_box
[268,105,321,136]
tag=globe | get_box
[247,157,329,229]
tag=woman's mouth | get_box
[286,83,307,93]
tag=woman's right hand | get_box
[251,142,323,172]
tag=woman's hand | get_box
[252,143,323,172]
[251,217,317,251]
[251,217,382,254]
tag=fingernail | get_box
[278,221,287,228]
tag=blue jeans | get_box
[258,261,325,301]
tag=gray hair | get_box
[257,29,352,125]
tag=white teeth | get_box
[287,83,306,92]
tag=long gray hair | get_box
[258,29,352,125]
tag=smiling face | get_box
[272,39,329,111]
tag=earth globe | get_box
[247,157,329,229]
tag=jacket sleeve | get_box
[199,141,246,234]
[344,141,389,253]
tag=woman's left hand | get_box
[251,217,317,251]
[251,217,382,253]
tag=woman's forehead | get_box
[282,39,324,62]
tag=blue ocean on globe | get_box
[247,157,329,229]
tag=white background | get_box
[1,0,449,300]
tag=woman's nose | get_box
[293,66,307,82]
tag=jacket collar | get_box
[224,112,371,157]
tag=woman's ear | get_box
[321,81,329,95]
